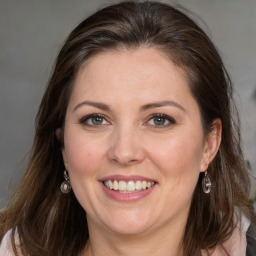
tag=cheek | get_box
[63,130,107,176]
[156,137,202,206]
[63,131,108,211]
[148,135,203,180]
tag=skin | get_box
[60,48,221,256]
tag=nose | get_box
[107,126,145,166]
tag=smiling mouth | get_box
[103,180,156,193]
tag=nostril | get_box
[110,156,142,166]
[108,144,145,166]
[107,129,146,165]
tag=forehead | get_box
[76,48,186,87]
[69,47,197,112]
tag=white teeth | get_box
[142,181,147,189]
[127,181,135,192]
[103,180,155,192]
[108,180,113,189]
[135,180,142,190]
[119,181,127,191]
[113,180,119,190]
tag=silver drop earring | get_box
[202,171,211,194]
[60,170,72,193]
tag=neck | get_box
[82,218,186,256]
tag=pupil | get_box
[154,117,165,125]
[92,117,103,125]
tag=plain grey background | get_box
[0,0,256,209]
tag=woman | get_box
[0,1,254,255]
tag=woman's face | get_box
[61,48,218,236]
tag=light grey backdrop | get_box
[1,0,256,209]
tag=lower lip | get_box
[101,183,156,202]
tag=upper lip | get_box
[98,175,157,183]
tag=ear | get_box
[55,128,68,169]
[55,128,61,142]
[200,119,222,172]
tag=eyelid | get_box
[79,113,175,128]
[146,113,176,127]
[79,113,110,126]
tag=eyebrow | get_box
[73,100,185,113]
[73,101,111,112]
[139,101,186,112]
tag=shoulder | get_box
[0,230,15,255]
[220,214,251,256]
[201,214,251,256]
[246,218,256,256]
[246,233,256,256]
[0,229,21,256]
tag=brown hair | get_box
[0,1,253,255]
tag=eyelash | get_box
[79,114,109,127]
[147,114,176,128]
[79,113,176,128]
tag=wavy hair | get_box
[0,1,253,255]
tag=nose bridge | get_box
[108,122,144,165]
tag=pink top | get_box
[0,229,21,256]
[0,216,251,256]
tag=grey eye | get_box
[153,117,167,125]
[147,114,175,127]
[80,114,109,126]
[91,116,105,125]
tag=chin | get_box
[108,222,152,236]
[101,211,156,235]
